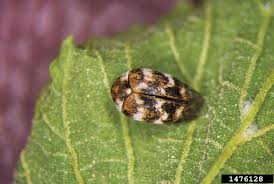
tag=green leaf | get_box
[16,1,274,184]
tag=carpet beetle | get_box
[111,68,195,124]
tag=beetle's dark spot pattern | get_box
[162,102,176,114]
[162,101,184,122]
[143,111,161,122]
[153,70,169,85]
[139,94,161,122]
[111,72,132,110]
[111,68,198,124]
[119,80,130,99]
[165,86,181,99]
[140,95,156,109]
[123,109,132,117]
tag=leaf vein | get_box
[20,151,32,184]
[125,43,133,69]
[193,3,212,90]
[174,3,212,183]
[257,139,273,156]
[124,45,135,184]
[201,69,274,184]
[164,23,191,82]
[241,123,274,144]
[234,37,259,50]
[62,44,85,184]
[239,4,273,117]
[174,122,196,184]
[96,49,135,184]
[42,113,64,141]
[120,115,135,184]
[95,50,111,93]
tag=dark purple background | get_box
[0,0,200,183]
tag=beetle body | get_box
[111,68,192,124]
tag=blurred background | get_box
[0,0,199,183]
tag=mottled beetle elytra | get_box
[111,68,203,124]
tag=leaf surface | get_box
[16,1,274,184]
